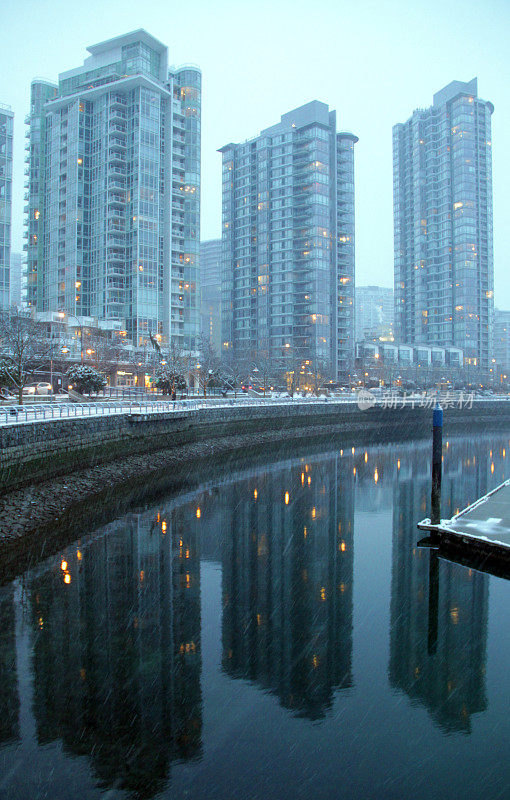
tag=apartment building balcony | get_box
[107,254,125,265]
[106,266,126,280]
[109,122,127,134]
[107,237,126,250]
[107,209,125,222]
[108,179,126,192]
[108,153,126,167]
[108,193,126,208]
[109,136,127,150]
[108,164,126,176]
[109,96,127,108]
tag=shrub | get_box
[67,365,106,395]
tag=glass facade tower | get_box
[393,79,494,369]
[199,238,221,353]
[0,104,13,309]
[220,101,357,380]
[25,30,201,351]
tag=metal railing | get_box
[0,395,360,427]
[1,393,507,428]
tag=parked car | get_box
[23,382,53,396]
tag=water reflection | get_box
[221,457,354,719]
[27,512,202,797]
[0,586,19,747]
[1,434,509,798]
[389,441,491,733]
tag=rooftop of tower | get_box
[87,29,167,56]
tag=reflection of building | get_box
[0,586,19,746]
[200,239,222,354]
[221,456,354,719]
[28,510,202,797]
[389,443,491,733]
[25,31,201,352]
[393,79,494,369]
[220,101,357,379]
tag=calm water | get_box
[0,434,509,800]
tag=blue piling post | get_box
[430,403,443,526]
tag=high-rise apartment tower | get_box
[25,30,201,350]
[393,79,494,369]
[220,101,357,379]
[0,104,13,309]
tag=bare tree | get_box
[250,357,280,396]
[82,329,126,375]
[0,308,60,405]
[308,358,331,396]
[155,340,188,397]
[220,357,247,398]
[193,334,220,398]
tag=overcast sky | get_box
[2,0,509,304]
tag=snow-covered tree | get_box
[0,308,60,405]
[66,364,106,395]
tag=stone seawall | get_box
[2,400,509,495]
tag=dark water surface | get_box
[0,434,509,800]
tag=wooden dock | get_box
[418,479,510,577]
